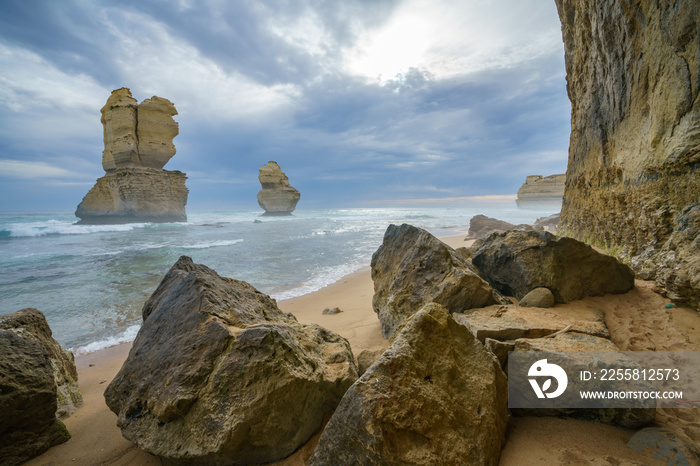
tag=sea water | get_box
[0,204,559,353]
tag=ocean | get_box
[0,203,559,354]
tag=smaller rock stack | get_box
[256,161,300,215]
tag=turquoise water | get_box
[0,204,558,353]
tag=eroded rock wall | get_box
[516,174,566,205]
[555,0,700,308]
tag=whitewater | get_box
[0,204,558,354]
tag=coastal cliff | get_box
[516,174,565,206]
[257,161,300,215]
[76,88,188,224]
[555,0,699,308]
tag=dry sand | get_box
[25,234,700,465]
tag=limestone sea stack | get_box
[256,161,300,215]
[75,88,188,224]
[516,174,565,206]
[555,1,700,308]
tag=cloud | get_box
[0,160,85,179]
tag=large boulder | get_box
[555,0,700,309]
[77,88,188,224]
[309,303,508,465]
[104,256,357,465]
[466,214,534,240]
[371,224,509,338]
[0,308,80,465]
[256,161,301,215]
[471,230,635,303]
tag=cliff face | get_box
[257,161,300,215]
[516,174,566,206]
[555,0,699,307]
[76,88,188,224]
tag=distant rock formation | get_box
[75,88,188,224]
[516,174,565,206]
[555,1,699,308]
[256,161,300,215]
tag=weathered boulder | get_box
[454,304,609,344]
[309,303,508,465]
[466,214,534,240]
[104,256,357,465]
[534,213,560,232]
[509,334,655,429]
[77,88,188,224]
[371,224,509,338]
[471,230,635,303]
[519,287,555,308]
[516,174,566,206]
[0,309,82,420]
[256,161,300,215]
[0,309,80,465]
[76,169,188,224]
[555,0,700,309]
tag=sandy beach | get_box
[25,234,699,465]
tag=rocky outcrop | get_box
[471,231,635,303]
[256,161,300,215]
[0,309,81,465]
[104,256,356,465]
[371,224,509,338]
[76,88,188,224]
[75,169,188,224]
[309,304,508,465]
[516,174,565,206]
[554,0,700,308]
[466,214,535,240]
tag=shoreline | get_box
[26,231,699,465]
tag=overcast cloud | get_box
[0,0,570,211]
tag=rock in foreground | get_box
[309,303,508,465]
[104,256,357,465]
[371,224,508,338]
[0,309,81,465]
[76,88,188,224]
[256,161,300,215]
[472,230,635,303]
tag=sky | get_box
[0,0,570,211]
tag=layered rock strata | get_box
[371,224,509,338]
[76,88,188,224]
[104,256,356,465]
[309,303,508,465]
[0,309,81,465]
[554,0,700,308]
[256,161,300,215]
[516,174,566,206]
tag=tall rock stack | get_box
[555,1,699,308]
[75,88,188,224]
[256,161,301,215]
